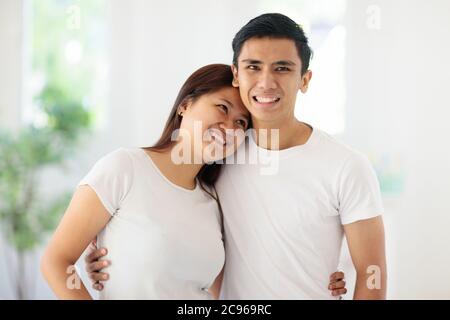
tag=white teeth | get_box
[209,131,225,145]
[255,96,279,103]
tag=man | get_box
[86,13,386,299]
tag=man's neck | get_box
[252,117,312,151]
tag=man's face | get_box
[232,37,312,125]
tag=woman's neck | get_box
[144,147,203,190]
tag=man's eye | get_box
[217,104,228,113]
[247,65,259,71]
[275,66,290,72]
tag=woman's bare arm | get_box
[40,185,112,299]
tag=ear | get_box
[299,70,312,94]
[231,64,239,88]
[177,98,192,115]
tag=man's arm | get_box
[343,215,387,299]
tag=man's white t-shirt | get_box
[216,127,384,299]
[78,148,224,299]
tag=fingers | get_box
[331,288,347,296]
[93,282,104,291]
[330,271,345,282]
[329,280,346,290]
[85,246,110,288]
[85,247,108,264]
[328,271,347,297]
[86,260,110,273]
[88,242,96,251]
[88,271,110,282]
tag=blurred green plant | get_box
[0,84,92,299]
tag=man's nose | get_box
[257,69,277,90]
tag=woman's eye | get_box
[236,119,247,129]
[217,104,228,113]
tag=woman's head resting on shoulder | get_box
[148,64,251,189]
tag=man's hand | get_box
[328,271,347,297]
[83,245,349,297]
[84,241,110,291]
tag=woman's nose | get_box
[220,118,237,131]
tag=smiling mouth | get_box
[252,96,281,105]
[207,129,238,148]
[208,129,227,147]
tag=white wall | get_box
[342,0,450,299]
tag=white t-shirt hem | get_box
[340,207,383,225]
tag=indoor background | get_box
[1,0,449,299]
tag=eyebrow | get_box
[240,59,297,66]
[219,98,233,107]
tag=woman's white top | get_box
[78,148,224,299]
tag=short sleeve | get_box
[78,148,134,216]
[337,152,384,225]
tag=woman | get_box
[41,64,347,299]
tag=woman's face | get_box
[177,86,250,163]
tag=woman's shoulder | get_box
[96,147,136,169]
[78,148,139,215]
[87,148,149,182]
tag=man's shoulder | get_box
[313,128,364,162]
[312,129,377,182]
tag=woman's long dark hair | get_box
[145,64,244,200]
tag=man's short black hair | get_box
[232,13,312,75]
